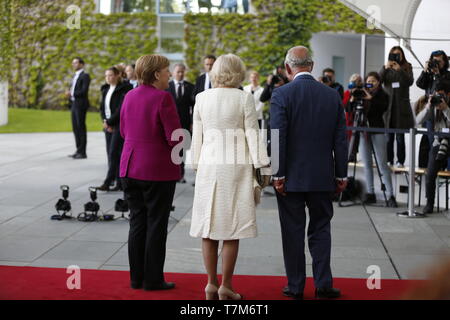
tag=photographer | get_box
[417,50,450,96]
[345,72,397,207]
[321,68,344,99]
[380,46,415,168]
[416,80,450,214]
[260,67,288,103]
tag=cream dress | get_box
[189,88,270,240]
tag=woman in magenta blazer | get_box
[120,54,182,291]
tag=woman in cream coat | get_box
[190,54,270,300]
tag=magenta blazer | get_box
[119,84,182,181]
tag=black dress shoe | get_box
[144,282,175,291]
[315,287,341,299]
[96,184,110,192]
[73,153,87,159]
[282,286,303,300]
[423,203,433,214]
[68,153,77,158]
[131,281,143,290]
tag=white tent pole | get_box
[360,34,367,77]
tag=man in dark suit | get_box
[191,55,215,103]
[66,57,90,159]
[270,46,348,300]
[167,63,194,183]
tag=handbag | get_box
[253,167,272,205]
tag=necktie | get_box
[177,82,182,99]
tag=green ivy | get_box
[185,0,382,82]
[6,0,157,109]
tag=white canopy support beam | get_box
[339,0,423,67]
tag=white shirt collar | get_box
[174,79,184,86]
[293,72,312,80]
[75,69,84,76]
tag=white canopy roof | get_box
[339,0,422,42]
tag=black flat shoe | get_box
[73,153,87,159]
[315,287,341,299]
[96,184,110,192]
[144,282,175,291]
[282,286,303,300]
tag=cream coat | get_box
[190,88,270,240]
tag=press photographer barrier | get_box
[347,125,450,218]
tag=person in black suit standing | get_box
[66,57,90,159]
[96,66,133,192]
[192,55,216,103]
[167,63,194,183]
[271,46,348,300]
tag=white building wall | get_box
[311,32,385,86]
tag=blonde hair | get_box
[135,54,170,85]
[210,54,246,88]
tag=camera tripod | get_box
[339,101,389,207]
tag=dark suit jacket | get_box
[270,74,348,192]
[69,71,91,110]
[100,81,133,127]
[192,73,211,104]
[167,80,195,131]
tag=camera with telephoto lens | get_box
[322,76,333,84]
[349,82,366,100]
[428,59,440,71]
[270,75,282,86]
[388,53,401,64]
[432,93,450,161]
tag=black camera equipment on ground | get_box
[51,185,73,221]
[77,187,114,222]
[339,95,388,207]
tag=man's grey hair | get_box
[284,46,313,68]
[173,63,186,70]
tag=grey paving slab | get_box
[103,244,128,267]
[37,240,124,262]
[2,132,450,283]
[0,235,65,262]
[13,216,88,238]
[29,258,104,270]
[389,254,450,280]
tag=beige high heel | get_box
[205,284,219,300]
[218,286,243,300]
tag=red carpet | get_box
[0,266,420,300]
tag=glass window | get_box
[188,0,251,14]
[160,16,184,53]
[158,0,189,14]
[122,0,155,12]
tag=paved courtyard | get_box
[1,132,450,281]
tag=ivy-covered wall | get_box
[6,0,157,109]
[184,0,381,81]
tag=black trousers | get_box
[122,178,176,287]
[425,145,447,206]
[387,133,405,165]
[276,191,334,294]
[71,104,87,156]
[104,129,123,186]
